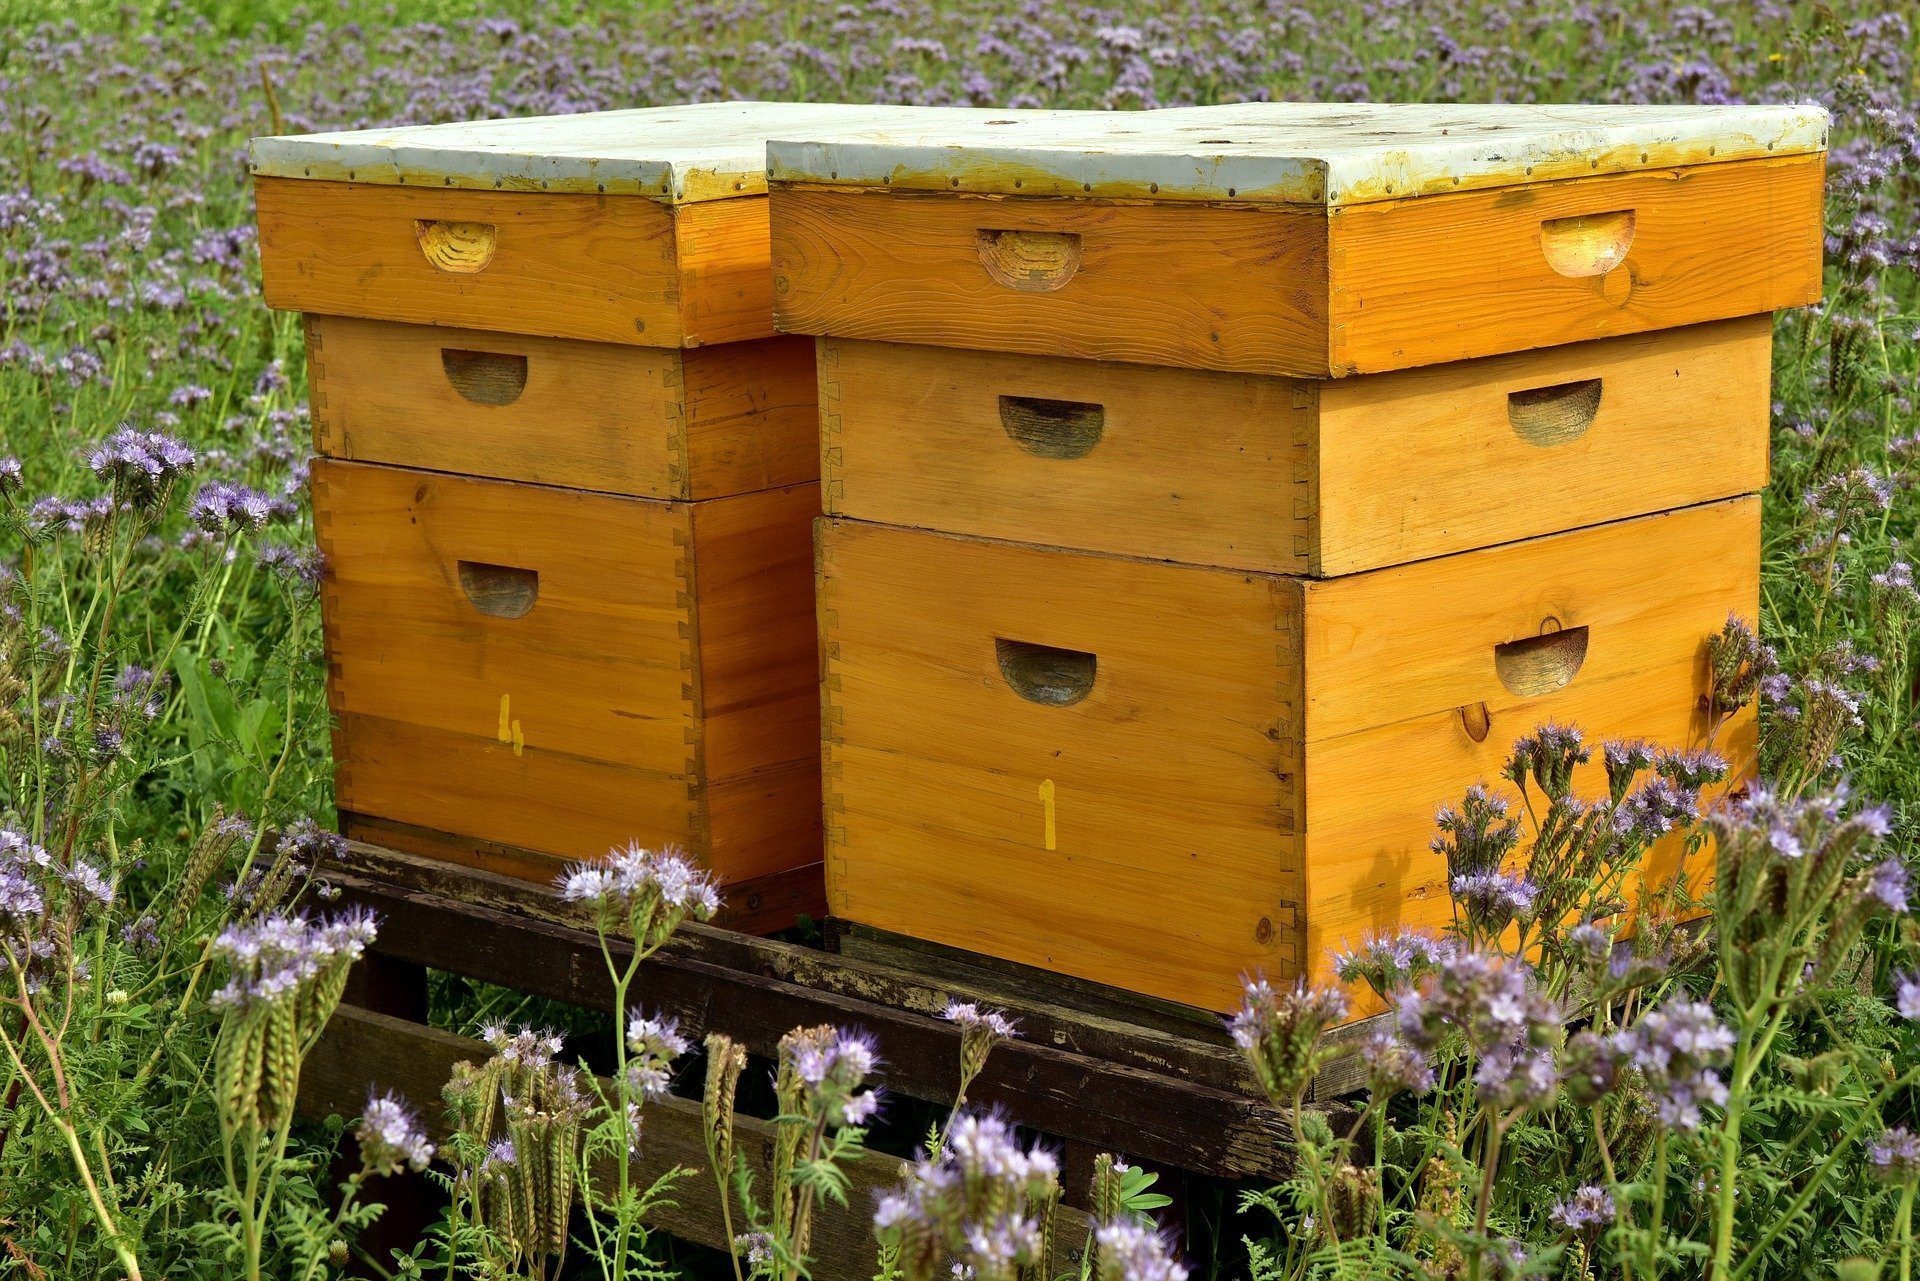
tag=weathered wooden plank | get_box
[338,843,1264,1096]
[301,1004,1094,1276]
[327,843,1313,1179]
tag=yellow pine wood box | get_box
[249,102,1127,349]
[312,458,821,906]
[304,315,817,498]
[818,496,1759,1014]
[820,315,1771,576]
[768,102,1828,376]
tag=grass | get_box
[0,1,1912,1277]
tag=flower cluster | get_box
[0,828,116,992]
[1895,971,1920,1021]
[1505,723,1590,801]
[624,1010,690,1103]
[874,1111,1062,1281]
[556,842,720,949]
[1092,1219,1188,1281]
[1332,928,1453,1002]
[944,1000,1019,1101]
[208,907,378,1012]
[1870,1127,1920,1181]
[779,1023,881,1128]
[1432,784,1519,882]
[187,480,276,536]
[1395,952,1561,1112]
[447,1024,594,1267]
[358,1089,435,1176]
[1618,999,1735,1132]
[86,426,195,508]
[1229,978,1349,1106]
[1448,870,1539,935]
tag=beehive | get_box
[250,103,1026,914]
[774,103,1826,1003]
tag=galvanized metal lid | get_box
[247,101,1111,203]
[766,101,1830,206]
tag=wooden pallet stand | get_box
[298,842,1364,1269]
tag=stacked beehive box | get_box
[770,103,1829,1007]
[248,102,994,922]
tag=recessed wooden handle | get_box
[1539,210,1635,278]
[1507,378,1602,447]
[441,349,529,406]
[458,560,538,619]
[995,638,1096,706]
[1493,625,1590,697]
[977,229,1083,293]
[998,395,1106,459]
[416,219,498,274]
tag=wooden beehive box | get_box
[770,102,1828,376]
[819,499,1759,1011]
[779,102,1824,1003]
[250,103,1023,918]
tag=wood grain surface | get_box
[314,460,820,888]
[306,316,817,499]
[258,178,782,346]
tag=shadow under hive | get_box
[768,101,1829,1011]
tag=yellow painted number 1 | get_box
[1038,778,1056,851]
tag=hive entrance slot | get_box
[1538,209,1635,278]
[458,561,539,619]
[415,219,498,274]
[995,639,1097,706]
[1507,378,1602,447]
[976,229,1083,292]
[441,349,529,406]
[998,395,1105,459]
[1493,626,1589,697]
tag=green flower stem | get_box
[1647,1131,1670,1281]
[1896,1181,1914,1281]
[1710,1000,1794,1281]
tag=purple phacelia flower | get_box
[359,1089,434,1174]
[208,907,379,1012]
[1893,971,1920,1021]
[556,843,721,944]
[943,1000,1018,1040]
[1333,929,1454,1000]
[624,1010,689,1101]
[188,481,275,535]
[1619,999,1733,1132]
[1359,1026,1433,1099]
[1865,858,1910,913]
[1870,1127,1920,1179]
[1549,1184,1615,1232]
[1230,977,1348,1104]
[1615,775,1701,842]
[1396,951,1561,1112]
[1092,1219,1189,1281]
[1450,870,1539,932]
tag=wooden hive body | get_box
[253,103,1044,920]
[769,102,1828,376]
[315,462,819,895]
[785,101,1820,1005]
[819,497,1759,1013]
[820,315,1772,576]
[305,316,818,499]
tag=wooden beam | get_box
[302,1004,1092,1276]
[327,841,1318,1180]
